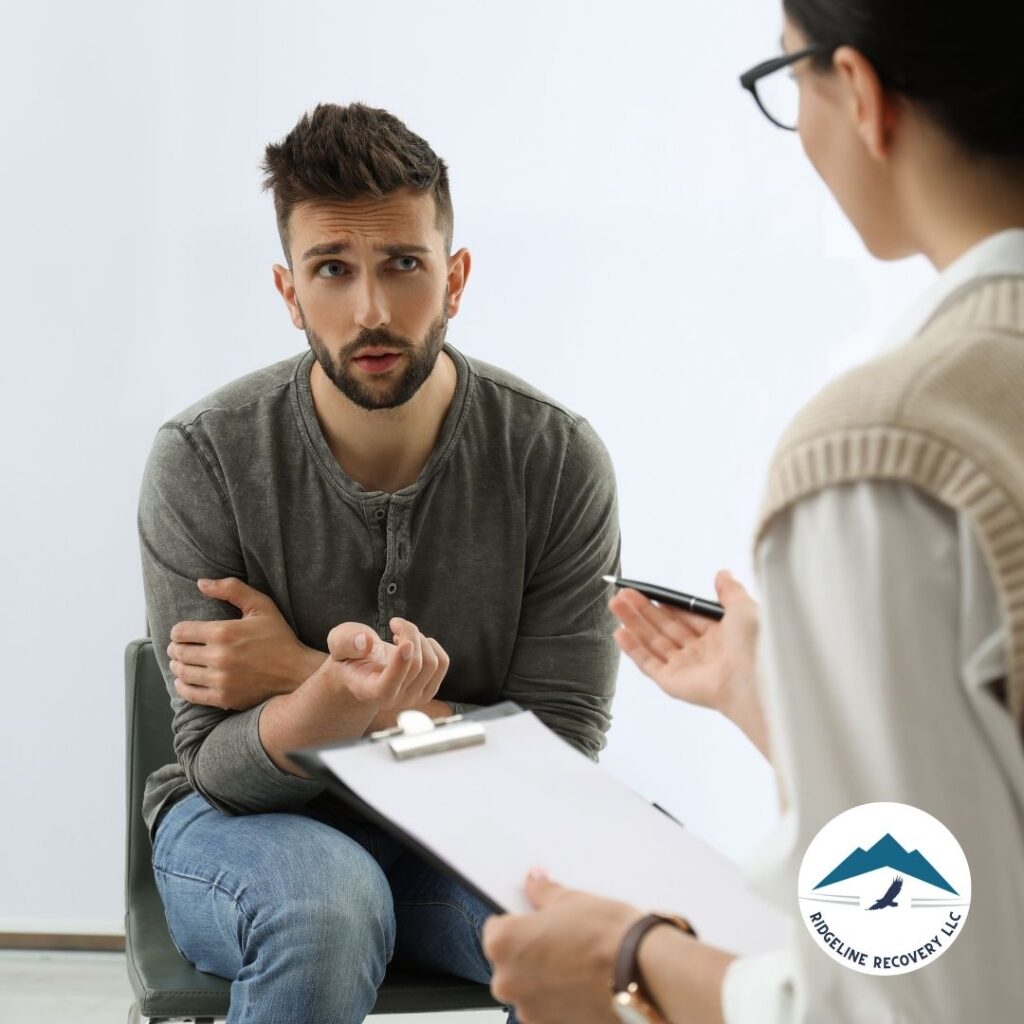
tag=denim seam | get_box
[240,914,268,1024]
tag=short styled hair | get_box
[261,102,454,261]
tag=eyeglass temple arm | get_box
[738,43,835,91]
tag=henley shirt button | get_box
[386,582,397,595]
[374,508,386,520]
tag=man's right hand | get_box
[168,577,324,711]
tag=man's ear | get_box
[445,248,471,318]
[833,45,900,162]
[272,264,305,329]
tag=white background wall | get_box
[0,0,931,933]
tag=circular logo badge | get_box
[797,802,970,976]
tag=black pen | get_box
[602,575,725,621]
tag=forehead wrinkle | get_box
[297,195,435,242]
[308,214,423,239]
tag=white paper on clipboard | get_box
[316,709,789,957]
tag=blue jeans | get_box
[153,792,512,1023]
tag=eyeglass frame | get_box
[739,44,838,131]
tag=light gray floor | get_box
[0,951,506,1024]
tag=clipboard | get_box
[290,704,789,956]
[289,703,522,916]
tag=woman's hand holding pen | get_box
[609,571,771,760]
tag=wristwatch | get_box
[611,912,696,1024]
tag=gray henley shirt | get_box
[138,344,620,836]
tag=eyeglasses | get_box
[739,44,837,131]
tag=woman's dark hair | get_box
[784,0,1024,159]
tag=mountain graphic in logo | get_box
[813,833,957,894]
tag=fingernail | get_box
[402,643,414,661]
[197,578,211,589]
[528,866,549,880]
[355,633,367,652]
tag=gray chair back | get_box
[124,638,501,1021]
[125,639,232,1020]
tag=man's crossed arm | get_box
[165,575,455,739]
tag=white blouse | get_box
[721,230,1024,1021]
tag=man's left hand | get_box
[167,577,325,710]
[483,871,643,1024]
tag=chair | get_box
[125,638,502,1023]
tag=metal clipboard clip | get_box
[368,709,486,761]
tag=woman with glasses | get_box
[483,1,1024,1021]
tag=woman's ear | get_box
[833,45,900,162]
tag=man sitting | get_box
[138,101,620,1024]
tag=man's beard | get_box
[304,309,448,411]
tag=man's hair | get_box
[261,102,454,262]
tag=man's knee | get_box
[244,820,397,961]
[277,856,394,954]
[157,805,397,972]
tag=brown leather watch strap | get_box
[613,913,696,994]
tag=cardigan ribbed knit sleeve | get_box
[754,277,1024,735]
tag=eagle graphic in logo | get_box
[867,875,903,910]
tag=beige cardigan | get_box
[754,275,1024,732]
